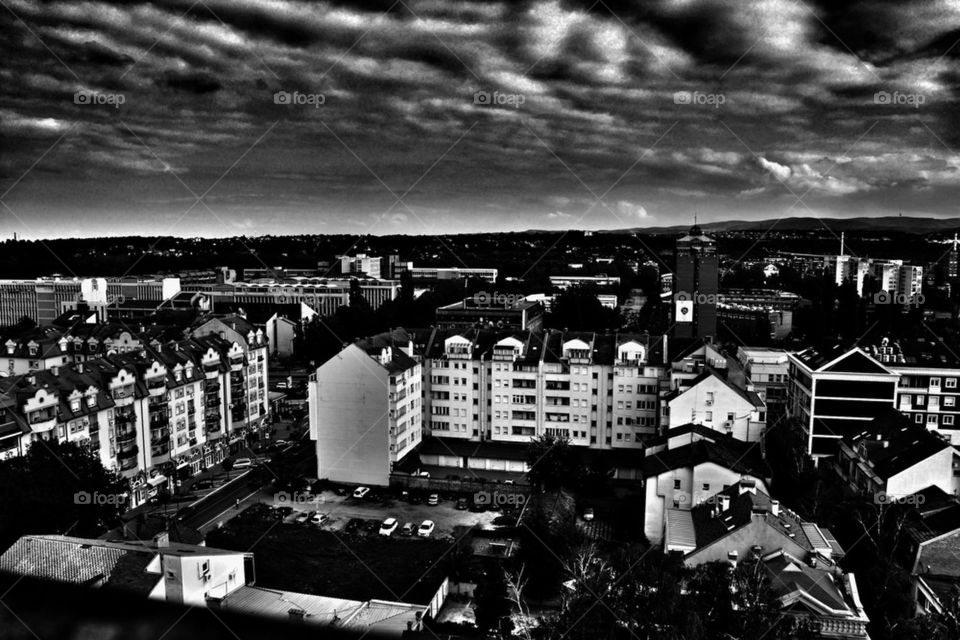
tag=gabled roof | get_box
[643,436,767,478]
[0,535,156,589]
[665,367,764,407]
[844,408,953,480]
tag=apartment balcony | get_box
[151,442,170,458]
[117,442,138,459]
[512,380,536,389]
[205,378,221,391]
[149,413,169,428]
[116,428,137,449]
[151,427,169,444]
[119,455,138,472]
[203,361,220,374]
[28,410,57,433]
[146,377,167,395]
[544,397,570,406]
[544,381,570,391]
[115,411,136,427]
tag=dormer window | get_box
[70,399,80,413]
[175,370,182,382]
[87,395,96,408]
[28,345,37,356]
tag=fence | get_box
[389,474,532,498]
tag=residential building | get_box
[787,344,900,459]
[664,481,844,563]
[903,498,960,616]
[642,424,769,544]
[663,368,766,442]
[0,329,267,507]
[737,347,790,422]
[265,313,298,359]
[338,253,400,279]
[835,408,960,499]
[307,329,423,486]
[863,337,960,445]
[673,225,718,339]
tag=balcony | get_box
[117,428,137,448]
[151,427,169,444]
[119,456,138,471]
[151,442,170,457]
[149,413,169,428]
[117,443,138,460]
[146,377,166,395]
[545,381,570,391]
[28,409,57,433]
[205,379,221,392]
[112,388,135,407]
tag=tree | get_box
[474,569,513,635]
[0,440,128,550]
[525,434,584,492]
[517,492,580,599]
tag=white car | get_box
[379,517,399,536]
[232,458,253,469]
[353,486,370,500]
[309,513,328,526]
[417,520,435,537]
[294,511,312,524]
[583,508,595,521]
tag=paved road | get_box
[179,471,264,532]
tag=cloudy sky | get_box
[2,0,960,238]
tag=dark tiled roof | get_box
[643,437,767,478]
[0,535,155,587]
[846,408,952,480]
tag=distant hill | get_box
[599,216,960,235]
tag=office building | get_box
[436,297,544,332]
[673,225,718,339]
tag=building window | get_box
[702,483,710,492]
[916,395,926,406]
[674,479,681,489]
[931,377,941,387]
[947,379,957,389]
[944,415,955,426]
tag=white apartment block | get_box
[308,331,422,486]
[664,369,766,442]
[0,328,270,508]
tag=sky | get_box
[1,0,960,239]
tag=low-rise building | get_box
[835,408,960,500]
[664,368,766,442]
[643,424,769,545]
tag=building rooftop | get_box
[843,408,953,480]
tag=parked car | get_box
[427,494,439,506]
[335,487,348,497]
[379,517,399,536]
[294,511,313,524]
[583,508,595,521]
[233,458,253,469]
[274,506,294,520]
[456,498,469,510]
[353,486,370,500]
[276,439,290,447]
[309,513,328,526]
[400,522,416,536]
[417,520,435,537]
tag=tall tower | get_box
[673,224,718,339]
[949,234,958,280]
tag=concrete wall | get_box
[311,345,391,486]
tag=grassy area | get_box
[208,504,454,604]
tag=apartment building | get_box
[191,315,270,434]
[663,369,766,442]
[399,264,498,283]
[862,337,960,445]
[787,344,900,459]
[0,330,269,508]
[421,328,666,449]
[307,329,422,487]
[835,408,960,499]
[642,424,769,544]
[737,347,789,422]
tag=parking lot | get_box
[260,488,507,538]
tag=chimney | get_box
[77,362,84,373]
[156,531,170,548]
[51,366,59,377]
[288,608,306,623]
[771,500,780,517]
[720,495,731,512]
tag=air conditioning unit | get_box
[705,400,713,406]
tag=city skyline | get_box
[2,0,960,239]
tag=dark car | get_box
[456,498,469,510]
[175,506,195,522]
[345,518,365,532]
[273,506,295,520]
